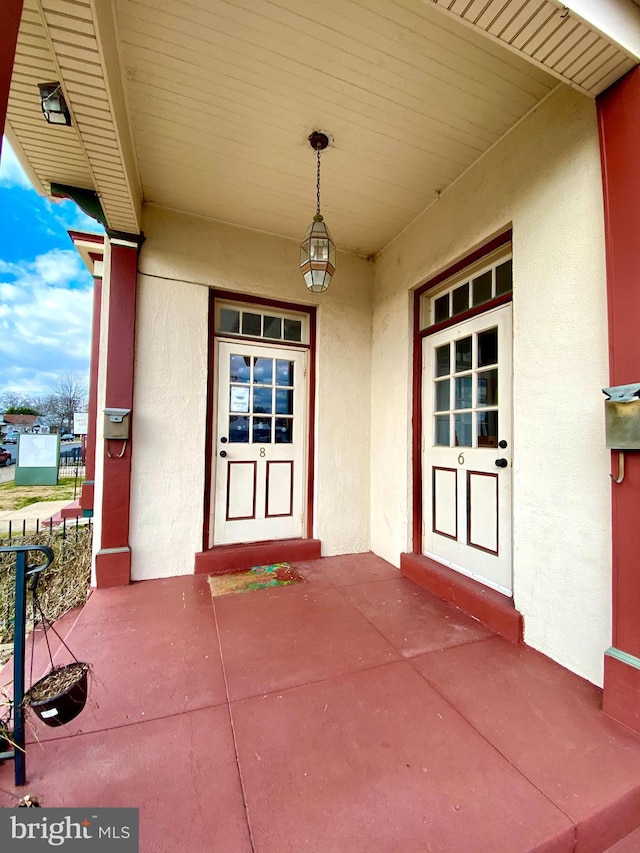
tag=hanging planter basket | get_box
[25,662,89,728]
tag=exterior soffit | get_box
[427,0,639,96]
[6,0,639,254]
[6,0,142,235]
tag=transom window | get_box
[216,302,307,344]
[421,249,512,330]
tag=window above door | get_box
[216,301,309,346]
[419,243,512,333]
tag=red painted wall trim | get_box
[0,0,23,162]
[597,68,640,663]
[203,291,317,550]
[67,230,105,246]
[97,244,138,581]
[80,273,102,514]
[412,230,512,554]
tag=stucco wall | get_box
[130,207,374,579]
[372,86,611,686]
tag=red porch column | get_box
[94,241,139,588]
[0,0,23,161]
[597,67,640,735]
[80,262,103,516]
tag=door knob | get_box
[220,450,227,458]
[495,458,508,468]
[221,437,228,444]
[498,439,508,449]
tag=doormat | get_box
[208,563,305,598]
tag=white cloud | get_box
[0,140,32,190]
[49,199,104,234]
[0,249,93,395]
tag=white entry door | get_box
[213,341,308,545]
[422,305,512,594]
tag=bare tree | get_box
[45,372,88,433]
[0,392,22,412]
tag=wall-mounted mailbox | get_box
[104,407,131,441]
[603,384,640,450]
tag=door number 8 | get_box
[260,447,266,457]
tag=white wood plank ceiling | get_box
[5,0,638,256]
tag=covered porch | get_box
[1,554,640,851]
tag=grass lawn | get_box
[0,478,77,512]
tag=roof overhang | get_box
[5,0,639,256]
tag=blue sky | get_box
[0,138,104,398]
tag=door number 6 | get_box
[458,453,465,465]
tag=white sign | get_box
[18,434,58,468]
[230,386,250,413]
[74,412,89,435]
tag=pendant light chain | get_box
[300,130,335,293]
[316,147,322,216]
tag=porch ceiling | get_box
[5,0,639,256]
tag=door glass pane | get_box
[452,283,469,316]
[276,389,293,415]
[477,411,498,447]
[435,345,450,377]
[477,370,498,407]
[434,294,449,324]
[229,416,249,443]
[253,386,272,413]
[276,360,294,386]
[434,379,449,412]
[472,271,492,306]
[284,319,302,342]
[275,418,293,443]
[253,357,273,385]
[242,312,262,336]
[230,354,250,383]
[454,413,472,447]
[477,328,498,367]
[455,337,472,372]
[495,259,512,295]
[253,417,272,443]
[263,316,282,339]
[434,415,450,446]
[219,308,239,334]
[454,376,472,409]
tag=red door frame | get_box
[202,290,317,551]
[597,67,640,735]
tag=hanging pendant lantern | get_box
[300,131,336,293]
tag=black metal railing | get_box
[0,515,92,546]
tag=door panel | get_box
[213,341,307,545]
[422,305,512,594]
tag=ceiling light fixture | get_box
[38,82,72,126]
[300,131,335,293]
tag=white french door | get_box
[213,340,308,545]
[422,305,512,594]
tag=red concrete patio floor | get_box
[1,552,640,852]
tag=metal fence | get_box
[0,515,92,546]
[58,452,86,499]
